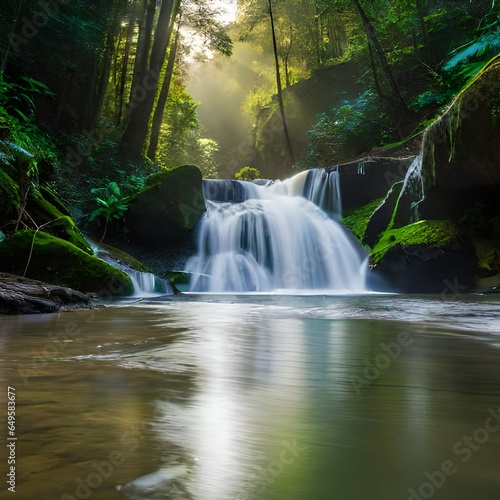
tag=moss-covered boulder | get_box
[0,166,20,223]
[369,220,477,293]
[118,165,205,246]
[342,197,384,244]
[420,58,500,217]
[0,230,133,296]
[85,236,150,272]
[27,188,93,254]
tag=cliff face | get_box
[339,58,500,292]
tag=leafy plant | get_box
[89,182,129,241]
[303,91,391,167]
[235,166,261,181]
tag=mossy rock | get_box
[371,220,459,264]
[86,236,150,272]
[39,185,72,217]
[369,220,477,293]
[421,57,500,195]
[342,196,385,244]
[27,188,93,254]
[0,166,20,222]
[364,182,404,247]
[122,165,206,245]
[0,230,133,296]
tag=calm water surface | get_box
[1,293,500,500]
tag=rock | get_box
[338,156,414,212]
[0,230,133,296]
[0,272,94,315]
[363,181,404,247]
[370,220,477,293]
[420,58,500,218]
[27,188,93,254]
[123,165,205,244]
[0,166,19,222]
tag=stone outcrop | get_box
[0,273,94,315]
[0,230,133,296]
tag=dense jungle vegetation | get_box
[0,0,499,234]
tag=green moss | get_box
[164,271,189,286]
[371,220,459,264]
[0,230,133,296]
[27,189,93,254]
[86,237,150,272]
[39,185,72,217]
[0,166,20,221]
[342,197,384,241]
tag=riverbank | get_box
[0,273,96,315]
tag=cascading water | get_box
[87,240,172,296]
[186,169,367,293]
[396,154,424,223]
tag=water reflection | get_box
[1,295,500,499]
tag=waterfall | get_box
[87,240,172,297]
[186,171,367,293]
[301,166,342,219]
[396,155,424,223]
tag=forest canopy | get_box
[0,0,499,188]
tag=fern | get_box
[444,23,500,74]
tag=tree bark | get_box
[124,0,156,126]
[351,0,408,114]
[416,0,433,60]
[147,18,181,160]
[268,0,295,165]
[120,0,177,157]
[117,0,140,125]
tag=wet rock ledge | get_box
[0,273,95,315]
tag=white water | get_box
[397,154,424,222]
[87,239,173,296]
[187,170,367,293]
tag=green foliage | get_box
[155,82,201,168]
[303,91,391,166]
[235,166,261,181]
[89,182,130,241]
[193,138,220,178]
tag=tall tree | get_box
[268,0,295,164]
[120,0,179,157]
[350,0,408,114]
[147,15,182,160]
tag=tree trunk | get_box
[268,0,295,165]
[117,0,140,125]
[120,0,178,157]
[124,0,156,125]
[368,41,384,111]
[416,0,433,60]
[147,19,181,160]
[351,0,408,114]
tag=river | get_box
[1,293,500,500]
